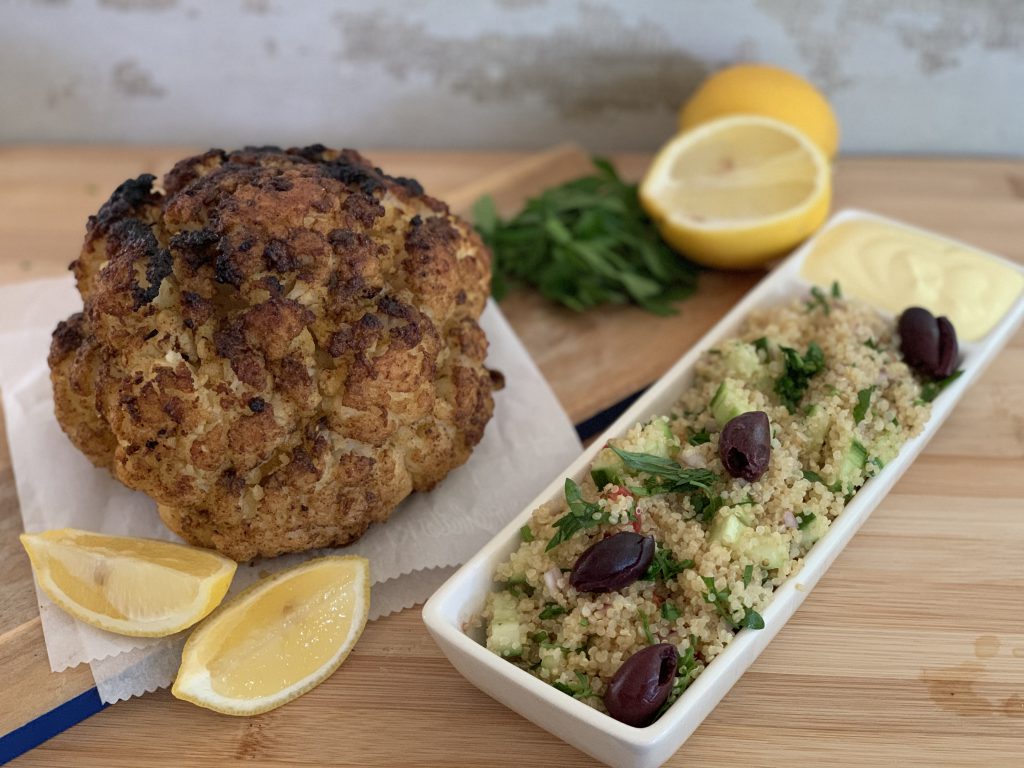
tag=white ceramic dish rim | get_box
[422,208,1024,754]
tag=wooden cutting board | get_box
[2,146,1024,767]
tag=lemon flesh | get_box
[640,115,831,269]
[20,529,236,637]
[173,555,370,715]
[679,63,839,159]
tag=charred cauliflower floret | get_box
[49,145,497,560]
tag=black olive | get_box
[898,306,958,379]
[718,411,771,481]
[603,643,678,727]
[569,532,655,593]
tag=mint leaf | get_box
[474,158,699,315]
[917,369,964,404]
[854,386,874,424]
[546,478,610,550]
[775,342,826,412]
[688,429,711,446]
[538,603,566,620]
[644,546,693,582]
[610,447,717,496]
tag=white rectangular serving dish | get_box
[421,209,1024,768]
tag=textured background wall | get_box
[1,0,1022,154]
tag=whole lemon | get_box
[679,64,839,159]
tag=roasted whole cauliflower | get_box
[49,145,497,560]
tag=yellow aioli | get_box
[800,218,1023,340]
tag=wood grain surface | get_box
[2,146,1024,767]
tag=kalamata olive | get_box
[569,532,655,593]
[603,643,678,727]
[718,411,771,481]
[898,307,958,379]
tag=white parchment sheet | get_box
[0,277,581,702]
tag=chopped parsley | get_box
[654,638,701,718]
[864,338,882,351]
[795,511,816,530]
[752,336,770,356]
[692,493,726,526]
[530,631,550,644]
[806,286,831,316]
[644,546,694,582]
[854,386,875,423]
[688,428,711,446]
[702,576,733,622]
[703,575,765,631]
[742,607,765,630]
[519,524,535,542]
[610,447,717,497]
[506,581,534,598]
[640,612,654,645]
[917,369,964,404]
[553,671,595,699]
[546,478,613,550]
[775,342,826,412]
[742,563,753,588]
[831,280,842,298]
[803,469,842,493]
[538,603,567,620]
[661,601,681,621]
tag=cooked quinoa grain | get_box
[482,291,934,722]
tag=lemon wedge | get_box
[640,115,831,270]
[173,556,370,716]
[20,528,236,637]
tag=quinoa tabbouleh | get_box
[482,286,959,726]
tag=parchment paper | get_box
[0,277,580,702]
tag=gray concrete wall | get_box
[2,0,1021,154]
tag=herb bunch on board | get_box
[473,158,700,316]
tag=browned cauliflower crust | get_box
[49,146,496,560]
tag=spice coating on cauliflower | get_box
[49,145,497,560]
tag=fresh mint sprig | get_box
[473,158,700,315]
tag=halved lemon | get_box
[172,555,370,716]
[20,528,236,637]
[640,115,831,270]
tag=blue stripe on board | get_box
[0,688,106,765]
[574,386,648,442]
[2,387,647,763]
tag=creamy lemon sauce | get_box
[800,218,1023,340]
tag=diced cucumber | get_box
[709,509,749,546]
[737,531,789,569]
[487,591,523,658]
[798,513,829,547]
[870,432,901,467]
[709,509,787,568]
[710,380,754,426]
[832,439,869,490]
[590,447,624,487]
[590,418,680,487]
[633,417,680,456]
[539,644,564,672]
[722,341,762,379]
[803,404,830,458]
